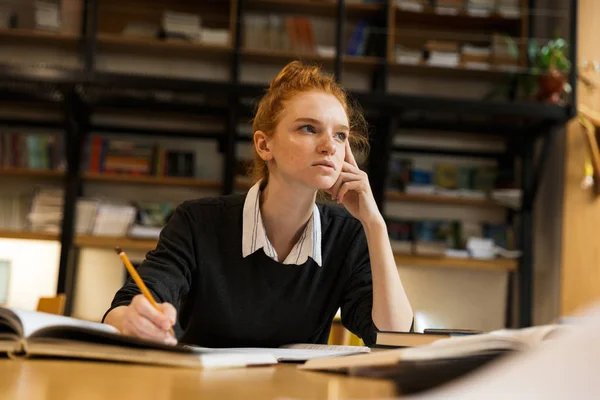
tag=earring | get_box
[265,160,268,165]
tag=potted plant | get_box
[529,38,571,103]
[485,36,571,104]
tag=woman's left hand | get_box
[326,141,384,226]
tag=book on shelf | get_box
[243,14,317,54]
[84,136,196,178]
[0,307,369,367]
[434,0,465,15]
[466,0,495,17]
[395,0,430,13]
[0,132,65,172]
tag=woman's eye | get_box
[335,132,348,141]
[300,125,316,133]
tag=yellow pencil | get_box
[114,247,175,338]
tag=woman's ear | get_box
[254,130,273,161]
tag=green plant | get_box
[503,36,571,74]
[485,36,571,101]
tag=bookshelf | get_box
[74,235,156,251]
[83,173,221,189]
[71,234,517,273]
[388,0,529,78]
[0,28,79,49]
[245,0,384,17]
[0,168,64,180]
[241,49,380,69]
[394,253,517,272]
[0,0,576,327]
[96,33,233,59]
[385,191,505,208]
[0,229,58,242]
[387,60,526,80]
[394,6,522,29]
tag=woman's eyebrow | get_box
[294,117,349,131]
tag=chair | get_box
[36,294,66,315]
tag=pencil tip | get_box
[114,247,123,255]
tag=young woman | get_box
[103,61,413,347]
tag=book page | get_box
[187,345,369,362]
[10,309,118,338]
[281,343,370,353]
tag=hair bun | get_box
[268,61,323,91]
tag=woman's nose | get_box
[318,135,336,155]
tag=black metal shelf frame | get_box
[0,0,579,327]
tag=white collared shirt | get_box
[242,180,322,266]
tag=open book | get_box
[0,308,278,369]
[0,307,369,367]
[300,324,571,372]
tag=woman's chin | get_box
[308,176,338,191]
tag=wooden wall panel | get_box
[560,0,600,316]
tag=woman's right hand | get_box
[104,294,177,345]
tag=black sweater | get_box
[104,194,378,347]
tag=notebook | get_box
[0,307,277,369]
[375,329,481,348]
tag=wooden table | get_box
[0,359,399,400]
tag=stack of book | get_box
[395,44,423,65]
[491,33,520,68]
[425,40,460,67]
[461,43,492,69]
[466,0,495,16]
[395,0,430,12]
[25,187,64,234]
[434,0,465,15]
[161,10,202,42]
[496,0,521,18]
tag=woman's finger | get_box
[130,312,177,344]
[337,180,362,204]
[341,160,362,174]
[159,302,177,326]
[332,171,362,199]
[345,140,359,168]
[131,294,173,332]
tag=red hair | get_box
[249,61,369,183]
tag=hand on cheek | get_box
[325,141,381,225]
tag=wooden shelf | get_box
[242,48,380,69]
[0,28,79,48]
[394,253,517,272]
[97,33,232,58]
[395,6,522,31]
[0,230,59,242]
[75,235,157,251]
[388,60,526,80]
[0,168,65,179]
[246,0,383,18]
[83,172,221,189]
[386,191,504,208]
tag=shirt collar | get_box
[241,180,322,266]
